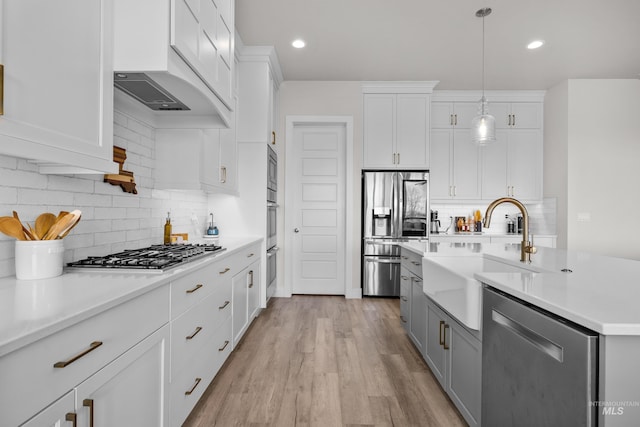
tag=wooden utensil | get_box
[58,212,82,239]
[44,210,81,240]
[35,212,57,240]
[0,217,27,240]
[12,211,36,240]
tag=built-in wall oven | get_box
[266,145,278,300]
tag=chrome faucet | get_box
[483,197,537,263]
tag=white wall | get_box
[0,110,210,278]
[278,81,364,292]
[545,79,640,260]
[543,80,569,249]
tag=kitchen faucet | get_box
[483,197,537,263]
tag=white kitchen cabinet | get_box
[237,46,281,144]
[481,129,542,201]
[431,101,478,129]
[248,260,261,320]
[155,126,237,194]
[171,0,234,107]
[113,0,233,126]
[233,254,261,346]
[430,129,481,200]
[75,325,169,427]
[20,391,76,427]
[1,285,169,427]
[362,93,430,168]
[0,0,116,174]
[490,102,543,129]
[431,92,544,202]
[424,298,481,427]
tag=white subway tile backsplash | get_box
[0,109,210,278]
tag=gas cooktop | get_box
[67,243,226,272]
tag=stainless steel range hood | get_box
[114,73,190,111]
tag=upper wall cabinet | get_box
[236,46,282,145]
[0,0,117,174]
[113,0,234,128]
[431,91,545,203]
[362,82,438,169]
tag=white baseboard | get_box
[345,287,362,299]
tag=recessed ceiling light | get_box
[527,40,545,49]
[292,39,306,49]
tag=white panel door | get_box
[291,124,346,295]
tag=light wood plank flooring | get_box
[183,296,466,427]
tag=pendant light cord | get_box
[481,11,486,115]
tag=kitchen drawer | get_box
[170,285,232,378]
[171,258,235,318]
[170,315,232,427]
[401,248,423,278]
[236,243,261,271]
[0,285,169,427]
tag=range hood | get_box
[114,73,190,111]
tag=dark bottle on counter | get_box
[163,212,172,244]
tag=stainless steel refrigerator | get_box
[362,170,429,297]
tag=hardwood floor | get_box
[183,296,467,427]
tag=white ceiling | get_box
[235,0,640,90]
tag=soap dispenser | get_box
[207,213,219,236]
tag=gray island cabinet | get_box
[401,240,640,427]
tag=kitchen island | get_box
[401,240,640,426]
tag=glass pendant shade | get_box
[471,113,496,144]
[471,96,496,144]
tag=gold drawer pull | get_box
[219,267,231,275]
[443,324,450,350]
[218,340,230,352]
[54,341,103,368]
[65,413,77,427]
[0,64,4,116]
[219,300,230,309]
[83,399,94,427]
[439,320,445,346]
[248,270,254,288]
[247,252,254,257]
[186,284,203,294]
[411,261,420,266]
[186,326,203,340]
[185,377,202,396]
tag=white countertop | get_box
[401,240,640,336]
[0,236,262,357]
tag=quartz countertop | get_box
[400,240,640,336]
[0,236,262,357]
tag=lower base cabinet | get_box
[425,298,482,427]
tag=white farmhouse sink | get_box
[422,256,540,330]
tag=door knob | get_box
[294,228,300,233]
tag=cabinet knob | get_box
[294,228,300,233]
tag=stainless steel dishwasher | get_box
[482,287,598,426]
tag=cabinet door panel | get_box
[409,278,426,354]
[451,102,479,129]
[508,129,542,200]
[511,103,542,129]
[20,391,75,427]
[431,102,454,128]
[452,129,480,199]
[425,302,446,388]
[232,269,249,345]
[396,94,429,167]
[429,130,453,199]
[247,261,261,320]
[489,102,511,129]
[481,129,508,199]
[0,0,114,173]
[448,323,482,426]
[363,94,395,167]
[75,325,169,427]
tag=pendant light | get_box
[470,7,496,145]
